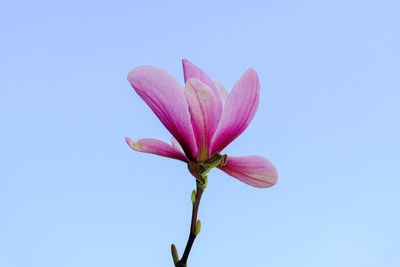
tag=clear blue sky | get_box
[1,0,399,266]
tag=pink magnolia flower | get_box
[125,59,278,188]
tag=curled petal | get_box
[218,155,278,188]
[126,137,189,162]
[127,66,197,160]
[211,68,260,154]
[182,59,222,121]
[185,78,219,160]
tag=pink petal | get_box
[170,137,184,154]
[127,66,197,160]
[218,155,278,188]
[211,68,260,154]
[214,81,228,108]
[184,78,219,160]
[125,137,189,162]
[182,59,222,121]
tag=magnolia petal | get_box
[125,137,188,162]
[185,78,219,160]
[170,137,184,154]
[127,66,197,160]
[218,155,278,188]
[214,81,228,108]
[182,59,222,121]
[211,68,260,154]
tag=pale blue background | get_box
[1,0,399,266]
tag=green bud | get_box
[171,244,179,264]
[191,189,196,203]
[203,176,208,189]
[195,220,201,235]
